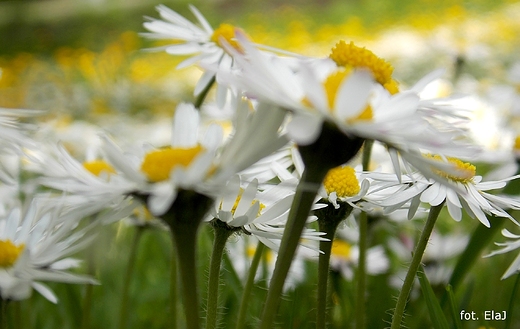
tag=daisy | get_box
[216,33,478,182]
[0,199,97,303]
[330,239,389,280]
[208,175,326,253]
[0,108,39,183]
[367,155,520,227]
[389,231,469,285]
[101,100,287,216]
[25,142,137,223]
[318,165,370,210]
[142,5,250,106]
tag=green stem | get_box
[162,191,214,329]
[356,139,372,329]
[236,241,265,329]
[118,227,144,329]
[170,223,201,329]
[505,272,520,329]
[0,299,7,329]
[12,302,20,329]
[205,222,234,329]
[390,202,445,329]
[194,76,216,109]
[259,167,328,329]
[170,240,178,329]
[316,218,342,329]
[356,211,368,329]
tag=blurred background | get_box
[1,0,519,121]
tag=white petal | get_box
[334,69,374,121]
[171,103,199,148]
[32,282,58,304]
[286,114,323,145]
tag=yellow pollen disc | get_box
[384,79,400,95]
[323,166,360,198]
[331,240,351,260]
[426,154,476,183]
[329,40,394,87]
[323,68,352,110]
[0,240,25,268]
[83,160,116,177]
[514,136,520,151]
[140,145,204,182]
[210,24,247,50]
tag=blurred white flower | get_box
[209,175,326,253]
[0,200,98,303]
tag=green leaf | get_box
[445,285,462,329]
[418,266,449,329]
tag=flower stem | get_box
[356,211,368,329]
[356,139,373,329]
[170,241,178,329]
[12,302,20,329]
[194,76,216,109]
[390,201,445,329]
[236,241,265,329]
[259,167,328,329]
[162,191,214,329]
[205,221,235,329]
[118,226,144,329]
[316,217,342,329]
[0,299,7,329]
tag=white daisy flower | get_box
[389,231,468,286]
[318,165,370,209]
[216,33,478,183]
[330,240,389,280]
[0,200,97,303]
[101,102,222,215]
[101,100,287,216]
[209,175,326,253]
[0,108,39,183]
[142,5,250,107]
[368,155,520,227]
[25,142,137,223]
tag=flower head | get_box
[142,5,250,106]
[0,200,97,303]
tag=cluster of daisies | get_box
[2,4,520,315]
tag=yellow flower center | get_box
[140,145,204,182]
[426,154,476,183]
[331,240,352,260]
[323,166,360,198]
[329,40,396,93]
[83,160,116,177]
[0,240,24,268]
[514,135,520,151]
[210,23,247,50]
